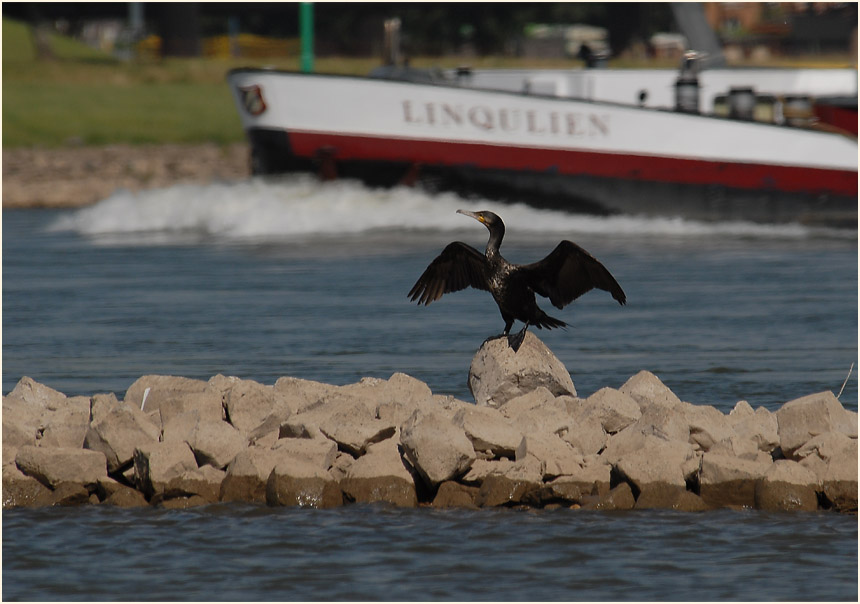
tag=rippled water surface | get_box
[3,504,857,601]
[2,176,858,600]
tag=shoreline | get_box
[4,333,857,513]
[2,143,251,209]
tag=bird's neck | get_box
[485,226,504,260]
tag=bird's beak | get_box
[457,209,483,223]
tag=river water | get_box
[2,175,857,600]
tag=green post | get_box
[300,2,314,73]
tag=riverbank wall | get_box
[3,333,857,513]
[2,143,250,209]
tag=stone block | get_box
[133,441,198,497]
[84,403,161,473]
[754,460,819,512]
[220,446,281,503]
[162,465,226,503]
[618,370,682,413]
[187,420,248,470]
[272,436,338,470]
[453,406,522,458]
[615,437,695,491]
[225,379,293,441]
[476,474,541,507]
[634,484,710,511]
[468,332,576,407]
[775,391,856,457]
[432,481,479,508]
[319,402,396,456]
[516,433,584,480]
[699,453,771,509]
[265,456,342,508]
[2,463,52,508]
[400,410,476,487]
[562,415,607,456]
[581,482,636,510]
[683,403,736,452]
[580,387,641,434]
[16,445,107,489]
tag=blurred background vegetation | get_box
[3,2,856,148]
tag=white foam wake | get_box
[48,174,844,243]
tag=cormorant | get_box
[408,209,626,351]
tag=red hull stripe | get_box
[288,130,857,196]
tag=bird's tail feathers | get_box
[534,313,567,330]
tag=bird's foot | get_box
[507,328,527,353]
[482,333,508,347]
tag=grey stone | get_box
[16,445,107,489]
[699,453,771,509]
[754,460,819,512]
[319,402,396,456]
[265,456,342,508]
[775,391,856,457]
[618,370,682,413]
[579,387,642,434]
[468,332,576,407]
[432,481,479,508]
[400,410,476,487]
[225,379,293,441]
[453,406,522,458]
[220,446,281,503]
[85,403,161,472]
[133,441,198,497]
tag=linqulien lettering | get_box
[402,100,610,137]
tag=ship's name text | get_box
[402,100,610,137]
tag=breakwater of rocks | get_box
[3,333,857,513]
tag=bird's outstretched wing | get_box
[408,242,490,305]
[522,240,626,309]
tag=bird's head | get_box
[457,209,503,231]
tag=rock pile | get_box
[3,333,857,513]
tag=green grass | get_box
[3,16,855,148]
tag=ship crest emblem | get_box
[238,85,267,116]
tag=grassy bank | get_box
[3,17,855,149]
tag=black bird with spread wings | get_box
[408,209,626,351]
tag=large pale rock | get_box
[3,463,52,508]
[319,402,396,456]
[161,465,226,503]
[7,376,68,410]
[699,453,771,509]
[634,484,710,511]
[265,456,342,508]
[540,460,612,503]
[730,406,780,453]
[453,406,522,458]
[84,403,161,472]
[400,410,476,487]
[225,379,293,441]
[796,433,858,512]
[683,403,736,452]
[124,374,209,415]
[39,402,90,448]
[90,393,120,424]
[476,473,541,507]
[614,437,696,492]
[561,415,607,456]
[432,481,479,508]
[273,376,340,414]
[754,460,819,512]
[272,436,338,470]
[186,420,248,469]
[775,391,857,457]
[618,370,682,413]
[3,396,43,448]
[516,433,583,480]
[220,446,281,503]
[468,332,576,407]
[341,438,417,507]
[133,441,198,497]
[579,387,641,434]
[627,402,690,444]
[582,482,636,511]
[16,445,107,488]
